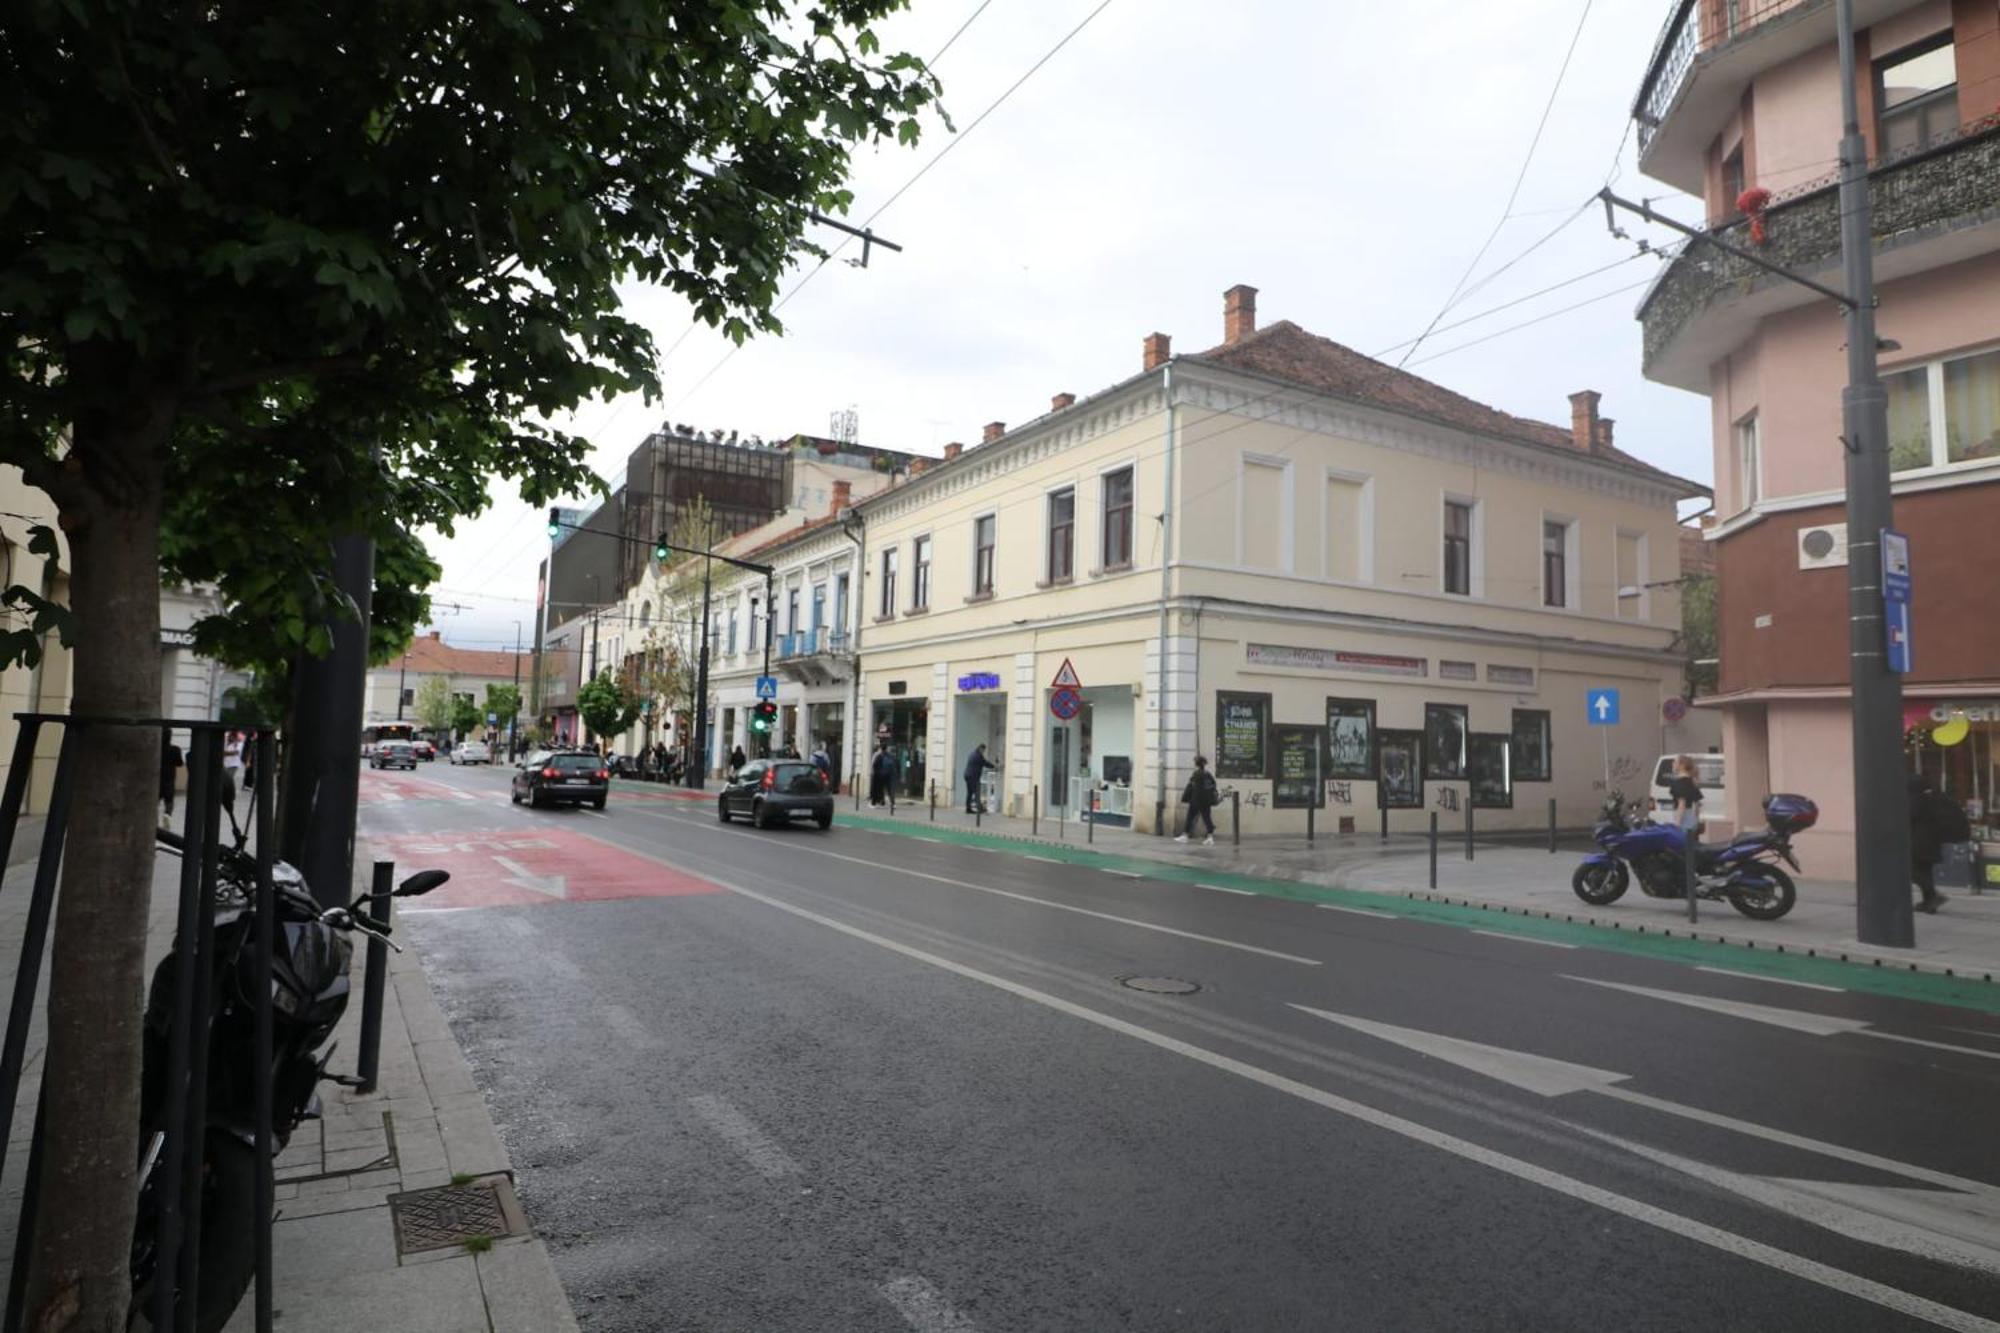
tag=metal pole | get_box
[395,651,407,721]
[1465,793,1474,862]
[1033,785,1039,837]
[1600,726,1609,794]
[929,779,936,822]
[0,723,66,1177]
[691,555,713,790]
[178,734,229,1330]
[1549,797,1558,854]
[1837,0,1913,948]
[155,727,215,1333]
[1685,824,1699,925]
[509,621,521,761]
[356,862,393,1093]
[1429,811,1439,889]
[1380,802,1388,843]
[252,734,277,1333]
[1231,790,1240,846]
[763,570,775,680]
[1087,790,1094,843]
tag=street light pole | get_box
[1836,0,1914,948]
[691,553,713,790]
[395,651,409,721]
[509,619,522,761]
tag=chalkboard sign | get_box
[1215,691,1270,778]
[1270,724,1326,809]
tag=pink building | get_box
[1633,0,2000,877]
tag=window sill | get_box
[963,589,995,604]
[903,605,930,618]
[1033,576,1074,590]
[872,614,896,625]
[1090,562,1134,578]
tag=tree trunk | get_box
[25,475,164,1331]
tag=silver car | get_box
[449,740,492,766]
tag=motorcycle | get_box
[131,827,447,1331]
[1571,791,1817,921]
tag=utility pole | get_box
[509,619,522,761]
[395,651,409,721]
[692,553,713,789]
[1836,0,1913,948]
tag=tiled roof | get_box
[393,632,527,680]
[1189,321,1706,495]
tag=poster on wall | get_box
[1377,729,1425,808]
[1424,703,1468,780]
[1468,733,1513,808]
[1325,698,1375,779]
[1510,709,1551,782]
[1216,691,1271,778]
[1270,724,1326,809]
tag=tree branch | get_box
[187,353,371,400]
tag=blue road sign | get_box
[1049,686,1083,720]
[754,675,779,700]
[1881,529,1912,674]
[1587,688,1621,726]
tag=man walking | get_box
[869,743,895,808]
[963,743,996,814]
[1174,755,1219,845]
[1909,774,1967,913]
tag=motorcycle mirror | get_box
[395,869,451,898]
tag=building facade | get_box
[366,632,529,737]
[1632,0,2000,874]
[850,288,1702,835]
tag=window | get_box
[1511,710,1552,782]
[973,514,996,595]
[1876,38,1957,158]
[834,572,849,636]
[1720,147,1745,220]
[1101,467,1134,569]
[811,583,826,632]
[1323,474,1368,581]
[726,607,738,656]
[911,536,932,610]
[786,587,800,636]
[1442,500,1473,595]
[879,548,898,617]
[1240,457,1288,570]
[1047,488,1075,582]
[1542,521,1569,608]
[1736,414,1761,510]
[1887,347,2000,472]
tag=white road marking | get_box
[1862,1030,2000,1063]
[796,846,1318,965]
[1103,869,1142,878]
[879,1275,978,1332]
[1317,903,1395,919]
[600,1003,661,1051]
[1023,856,1060,864]
[492,855,567,899]
[1694,966,1844,993]
[1472,929,1576,950]
[714,878,2000,1333]
[687,1094,800,1179]
[1197,884,1253,896]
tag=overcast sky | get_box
[423,0,1719,652]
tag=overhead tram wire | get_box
[1395,0,1596,368]
[671,0,1119,410]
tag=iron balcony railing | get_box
[1634,0,1826,152]
[774,628,853,659]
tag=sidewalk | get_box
[0,833,576,1331]
[843,799,2000,983]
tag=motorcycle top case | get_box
[1763,793,1818,834]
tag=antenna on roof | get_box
[830,406,858,444]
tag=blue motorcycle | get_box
[1572,792,1815,921]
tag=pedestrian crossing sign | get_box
[1049,657,1082,690]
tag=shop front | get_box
[950,670,1008,812]
[1907,697,2000,886]
[871,695,930,800]
[1046,684,1137,826]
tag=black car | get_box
[512,750,610,810]
[718,759,833,830]
[370,741,417,771]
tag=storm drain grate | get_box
[388,1173,529,1257]
[1118,975,1200,995]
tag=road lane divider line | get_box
[1103,869,1142,879]
[1318,904,1396,919]
[1472,929,1577,950]
[801,846,1320,966]
[879,1275,978,1332]
[687,1093,801,1179]
[715,877,1999,1333]
[1694,966,1844,993]
[1860,1030,2000,1063]
[600,1003,662,1051]
[1197,884,1254,897]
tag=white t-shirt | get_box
[223,738,243,772]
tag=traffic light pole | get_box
[692,554,712,790]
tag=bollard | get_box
[1033,785,1039,837]
[853,770,860,812]
[1306,800,1314,844]
[1087,790,1095,844]
[1549,797,1558,854]
[1231,790,1241,847]
[355,861,393,1094]
[1464,795,1474,862]
[975,796,982,829]
[1380,803,1388,844]
[929,781,936,822]
[1429,812,1439,889]
[1684,822,1699,924]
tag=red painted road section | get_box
[374,827,722,910]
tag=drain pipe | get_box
[1153,360,1177,835]
[840,508,866,793]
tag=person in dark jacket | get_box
[728,744,747,780]
[1909,773,1967,913]
[159,734,184,823]
[869,743,895,807]
[963,743,996,813]
[1174,756,1219,845]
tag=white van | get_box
[1650,752,1727,825]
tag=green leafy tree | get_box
[484,683,522,732]
[1680,573,1718,698]
[577,670,640,747]
[413,675,455,734]
[0,7,938,1320]
[450,694,482,739]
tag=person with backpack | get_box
[1174,755,1219,845]
[1910,773,1969,913]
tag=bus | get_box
[362,722,416,756]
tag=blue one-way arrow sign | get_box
[1587,688,1620,726]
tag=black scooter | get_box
[130,828,447,1331]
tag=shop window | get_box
[1511,710,1551,782]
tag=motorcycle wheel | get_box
[1728,866,1797,921]
[1571,861,1629,906]
[129,1129,259,1333]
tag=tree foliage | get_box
[413,675,455,733]
[577,669,639,743]
[450,694,482,738]
[1680,573,1717,698]
[484,683,522,729]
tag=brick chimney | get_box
[1567,390,1601,452]
[943,441,963,460]
[1143,332,1171,371]
[1224,284,1258,345]
[982,421,1005,444]
[909,458,930,475]
[1594,417,1615,454]
[830,479,852,515]
[1051,391,1075,412]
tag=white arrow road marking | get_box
[1567,976,2000,1060]
[687,1094,799,1179]
[492,854,567,899]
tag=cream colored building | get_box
[850,287,1705,835]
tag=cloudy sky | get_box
[423,0,1718,652]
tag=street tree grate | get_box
[388,1173,529,1257]
[1118,975,1200,995]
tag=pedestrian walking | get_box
[728,744,747,780]
[159,733,184,824]
[811,741,833,785]
[241,729,258,805]
[1667,755,1704,842]
[1909,773,1968,914]
[963,743,996,813]
[869,743,894,807]
[221,729,244,809]
[1174,755,1219,845]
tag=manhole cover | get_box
[388,1174,529,1256]
[1118,975,1200,995]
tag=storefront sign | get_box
[1215,691,1270,779]
[160,628,197,648]
[956,672,1001,692]
[1245,644,1427,677]
[1270,724,1326,809]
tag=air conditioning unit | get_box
[1797,523,1848,570]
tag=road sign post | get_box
[1587,688,1621,793]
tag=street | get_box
[364,762,2000,1332]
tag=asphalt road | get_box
[363,760,2000,1332]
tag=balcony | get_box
[1639,119,2000,390]
[775,628,853,685]
[1633,0,1910,193]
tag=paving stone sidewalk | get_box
[0,829,575,1331]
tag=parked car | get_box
[413,738,437,761]
[512,750,610,810]
[449,740,492,766]
[718,759,833,830]
[370,741,417,771]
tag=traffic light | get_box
[749,700,776,737]
[547,507,561,538]
[654,532,670,561]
